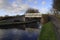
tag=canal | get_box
[0,25,41,40]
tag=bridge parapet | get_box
[25,13,42,18]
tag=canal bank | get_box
[38,22,57,40]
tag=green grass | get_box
[38,22,57,40]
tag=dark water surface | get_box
[0,28,40,40]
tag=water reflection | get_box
[0,28,40,40]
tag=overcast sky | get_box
[0,0,53,16]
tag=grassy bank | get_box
[38,22,57,40]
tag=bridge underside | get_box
[25,17,41,22]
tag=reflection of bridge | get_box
[0,20,40,30]
[0,13,42,29]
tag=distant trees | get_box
[53,0,60,11]
[25,8,39,13]
[53,0,60,16]
[16,15,20,17]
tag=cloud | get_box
[8,2,29,13]
[0,0,11,9]
[42,1,46,5]
[28,0,33,2]
[34,1,38,4]
[11,4,29,13]
[40,8,48,13]
[0,0,3,4]
[0,0,4,9]
[0,0,30,13]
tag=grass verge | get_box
[38,22,57,40]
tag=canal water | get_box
[0,26,42,40]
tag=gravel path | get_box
[50,16,60,40]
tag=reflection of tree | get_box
[26,8,39,13]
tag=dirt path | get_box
[50,16,60,40]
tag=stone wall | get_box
[41,14,49,24]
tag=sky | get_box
[0,0,53,16]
